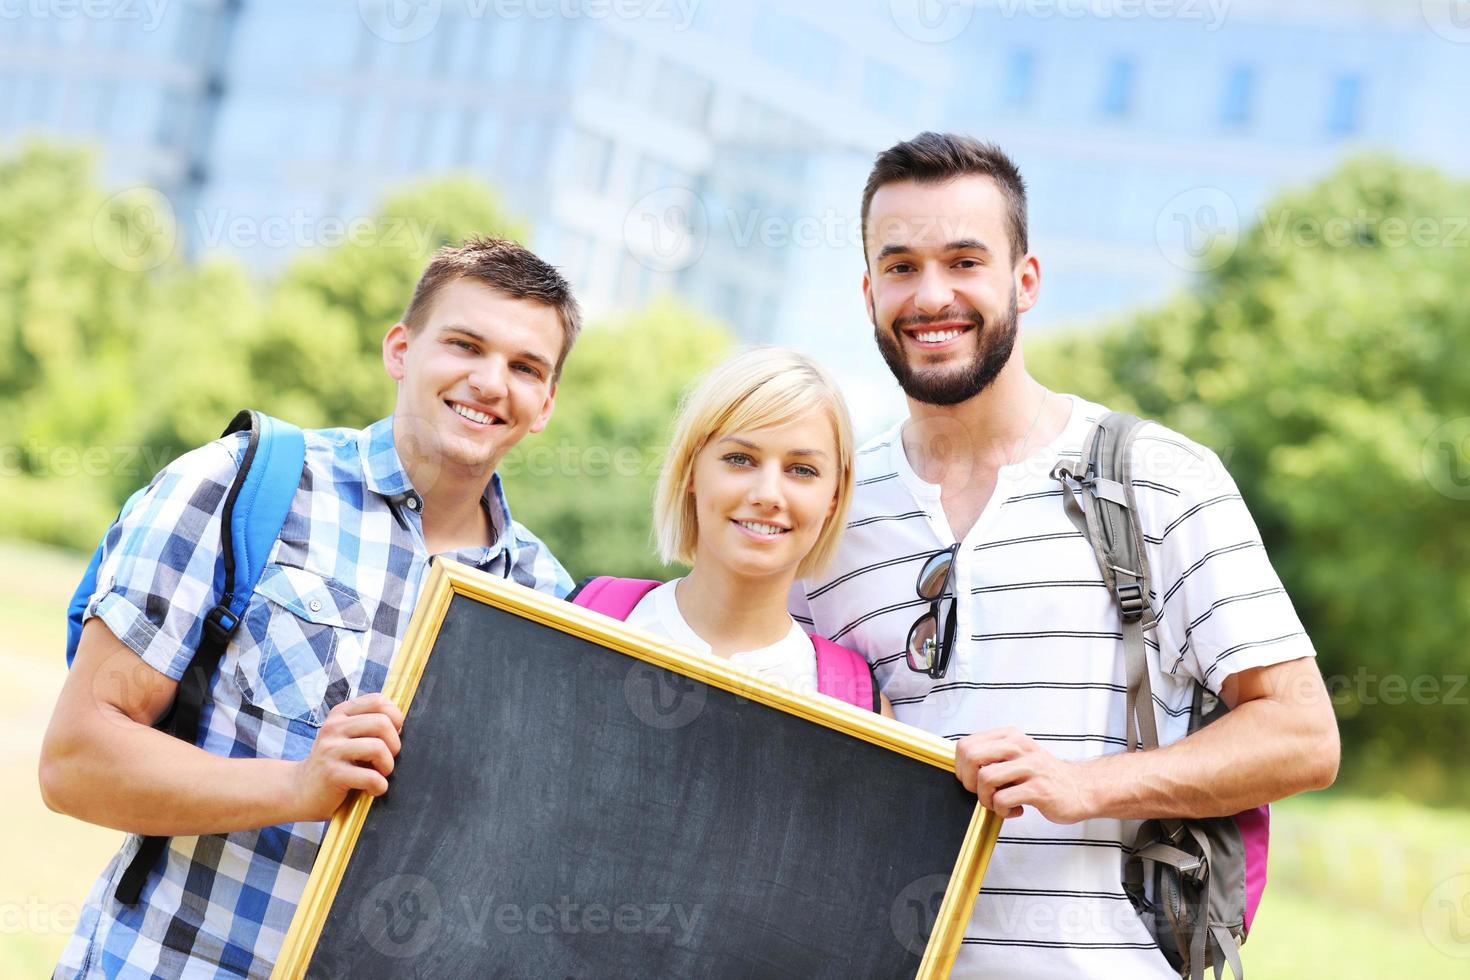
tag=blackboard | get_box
[274,560,999,979]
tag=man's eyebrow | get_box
[717,436,830,459]
[515,349,555,371]
[944,238,992,255]
[875,238,992,262]
[440,323,486,342]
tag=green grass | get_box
[1,538,121,973]
[4,537,1468,976]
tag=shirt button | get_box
[309,599,323,613]
[406,496,419,511]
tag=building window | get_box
[1326,73,1363,137]
[550,227,595,292]
[861,58,921,120]
[751,7,841,92]
[1219,64,1255,128]
[1003,50,1036,109]
[336,98,361,163]
[567,127,613,193]
[454,105,478,166]
[651,59,712,130]
[589,33,633,97]
[1099,57,1135,118]
[156,86,191,148]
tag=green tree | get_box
[1031,157,1470,800]
[500,298,734,581]
[0,144,234,546]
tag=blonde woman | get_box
[572,347,893,716]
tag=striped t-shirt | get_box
[792,394,1314,979]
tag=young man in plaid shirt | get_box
[40,237,579,978]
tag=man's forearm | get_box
[41,707,304,836]
[1079,690,1338,820]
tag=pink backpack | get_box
[570,577,878,713]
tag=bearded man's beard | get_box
[873,287,1019,406]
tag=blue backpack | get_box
[65,410,305,904]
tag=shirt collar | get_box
[357,416,517,556]
[360,416,415,500]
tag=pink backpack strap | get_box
[574,580,878,714]
[569,576,662,621]
[809,634,879,713]
[1236,803,1271,934]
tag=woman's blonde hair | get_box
[654,347,855,578]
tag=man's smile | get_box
[446,399,506,428]
[902,320,975,350]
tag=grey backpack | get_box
[1051,412,1269,980]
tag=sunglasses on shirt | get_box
[905,543,960,680]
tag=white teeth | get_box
[914,328,964,343]
[452,403,495,424]
[736,521,787,536]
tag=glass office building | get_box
[3,0,1464,356]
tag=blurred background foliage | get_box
[2,142,1466,806]
[1029,156,1470,803]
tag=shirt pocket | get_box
[234,564,371,728]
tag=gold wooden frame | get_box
[273,559,1002,978]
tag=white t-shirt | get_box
[792,394,1315,980]
[627,578,821,700]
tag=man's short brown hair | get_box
[402,236,582,379]
[860,132,1029,265]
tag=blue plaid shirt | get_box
[57,416,571,979]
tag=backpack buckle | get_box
[1116,582,1146,623]
[1180,853,1207,882]
[203,603,240,645]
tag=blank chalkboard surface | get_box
[275,561,999,979]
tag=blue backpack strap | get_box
[205,411,308,643]
[112,409,304,905]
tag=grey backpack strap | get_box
[1051,412,1159,751]
[1210,924,1245,980]
[1055,413,1248,980]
